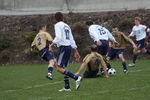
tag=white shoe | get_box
[58,88,71,92]
[124,69,128,74]
[47,73,53,80]
[128,63,135,67]
[75,76,82,90]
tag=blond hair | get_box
[135,17,141,22]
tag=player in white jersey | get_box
[50,12,82,91]
[86,21,117,56]
[128,17,150,67]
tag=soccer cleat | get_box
[75,76,82,90]
[124,69,128,74]
[58,88,71,92]
[128,63,135,67]
[46,73,53,80]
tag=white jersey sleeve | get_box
[103,27,116,42]
[89,26,99,42]
[69,30,77,49]
[53,24,62,45]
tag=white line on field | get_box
[0,81,63,94]
[0,69,147,94]
[38,85,150,100]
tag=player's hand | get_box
[49,46,53,52]
[74,51,80,62]
[75,72,79,75]
[96,41,102,46]
[114,42,120,47]
[133,44,137,50]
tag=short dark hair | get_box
[38,24,46,30]
[85,21,94,26]
[90,44,97,52]
[55,12,63,22]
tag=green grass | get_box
[0,60,150,100]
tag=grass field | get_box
[0,60,150,100]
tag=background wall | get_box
[0,0,150,15]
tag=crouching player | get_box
[31,25,55,80]
[75,44,108,78]
[106,27,137,73]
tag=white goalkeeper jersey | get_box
[88,25,116,42]
[53,21,77,48]
[129,24,148,41]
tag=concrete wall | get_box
[0,0,150,15]
[69,0,150,12]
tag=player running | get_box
[128,17,150,67]
[75,44,108,78]
[85,21,117,56]
[50,12,82,92]
[106,27,137,73]
[31,25,55,80]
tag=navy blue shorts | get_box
[83,70,99,78]
[107,48,124,60]
[57,46,72,67]
[96,40,109,56]
[39,48,54,61]
[136,39,145,48]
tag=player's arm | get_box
[98,54,109,78]
[46,32,54,52]
[128,27,135,38]
[31,38,36,51]
[46,32,53,42]
[122,33,137,49]
[75,55,90,75]
[52,24,62,47]
[105,28,117,43]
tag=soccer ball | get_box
[108,68,116,75]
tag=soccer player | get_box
[50,12,82,92]
[75,44,108,78]
[128,17,150,67]
[85,21,117,56]
[106,27,137,73]
[31,25,55,80]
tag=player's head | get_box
[134,17,141,25]
[85,21,94,26]
[55,12,63,22]
[112,27,119,33]
[39,25,46,32]
[90,44,97,52]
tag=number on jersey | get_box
[64,26,70,40]
[97,27,106,35]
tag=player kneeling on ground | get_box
[31,25,55,80]
[106,27,137,73]
[75,44,108,78]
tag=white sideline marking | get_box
[0,81,62,94]
[0,69,147,94]
[38,85,150,100]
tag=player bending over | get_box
[31,25,55,80]
[85,21,117,56]
[50,12,82,92]
[106,27,137,73]
[75,44,108,78]
[128,17,150,67]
